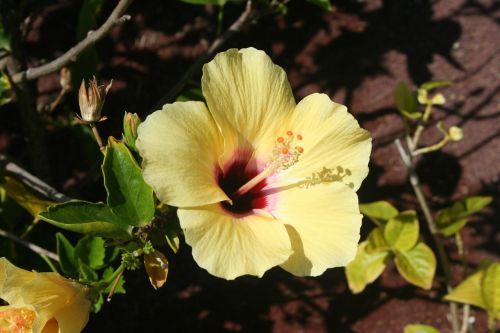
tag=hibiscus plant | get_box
[0,1,498,333]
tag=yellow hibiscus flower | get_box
[136,48,371,280]
[0,258,90,333]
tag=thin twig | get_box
[154,0,284,109]
[0,153,71,202]
[90,123,106,153]
[10,0,134,84]
[0,227,59,261]
[395,138,460,333]
[459,304,470,333]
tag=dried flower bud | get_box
[448,126,463,141]
[144,250,169,290]
[123,112,141,151]
[78,76,112,123]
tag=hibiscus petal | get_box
[23,274,89,333]
[271,182,362,276]
[178,205,292,279]
[202,48,295,162]
[137,101,229,207]
[279,93,371,191]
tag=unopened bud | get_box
[123,112,141,151]
[448,126,463,141]
[431,93,446,105]
[78,76,112,123]
[417,89,428,104]
[144,250,169,290]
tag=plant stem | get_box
[90,123,105,153]
[395,138,459,333]
[0,227,59,262]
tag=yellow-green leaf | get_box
[419,80,452,91]
[384,210,419,251]
[3,176,55,219]
[404,324,440,333]
[482,263,500,319]
[394,82,419,118]
[346,242,391,294]
[365,227,390,253]
[436,196,492,236]
[359,201,398,225]
[444,268,486,309]
[394,242,436,289]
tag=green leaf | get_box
[39,201,132,240]
[0,72,12,106]
[359,201,398,225]
[394,242,436,289]
[79,261,98,282]
[102,138,155,227]
[394,82,419,118]
[444,268,486,309]
[384,210,419,251]
[404,324,440,333]
[346,242,391,293]
[75,236,106,270]
[305,0,332,11]
[56,233,78,276]
[102,267,126,294]
[437,218,467,237]
[365,227,390,253]
[436,196,492,236]
[482,263,500,319]
[420,80,452,91]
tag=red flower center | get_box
[217,151,268,217]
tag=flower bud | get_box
[123,112,141,151]
[430,93,446,105]
[78,76,112,123]
[448,126,463,141]
[144,249,169,290]
[417,89,428,104]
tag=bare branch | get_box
[0,153,71,202]
[153,0,284,109]
[11,0,134,84]
[0,227,59,262]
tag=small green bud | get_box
[123,112,141,151]
[448,126,463,141]
[142,241,154,255]
[78,76,112,123]
[121,252,141,271]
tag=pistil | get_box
[233,131,304,199]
